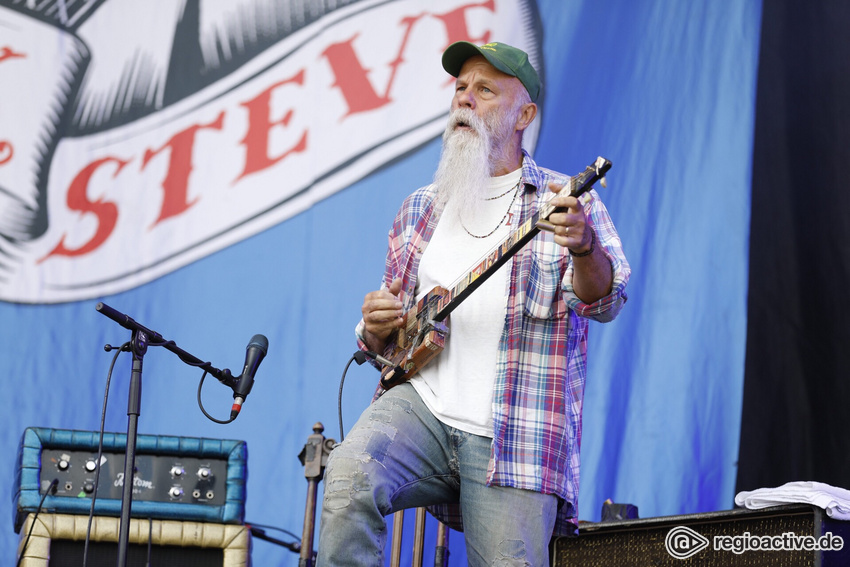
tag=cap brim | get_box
[441,41,515,79]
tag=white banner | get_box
[0,0,541,303]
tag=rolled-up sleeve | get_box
[562,189,630,322]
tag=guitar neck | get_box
[433,157,611,322]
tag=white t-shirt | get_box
[410,169,523,437]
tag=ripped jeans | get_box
[315,383,557,566]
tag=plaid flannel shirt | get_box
[356,151,630,535]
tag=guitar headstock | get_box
[536,156,612,232]
[569,156,612,198]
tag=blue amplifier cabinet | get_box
[14,427,247,532]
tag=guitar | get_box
[379,156,612,390]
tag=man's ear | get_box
[515,102,538,132]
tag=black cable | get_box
[246,524,301,553]
[197,371,236,424]
[147,338,237,424]
[15,478,58,567]
[146,516,153,567]
[244,521,302,542]
[338,351,369,442]
[83,340,129,567]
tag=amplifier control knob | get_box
[170,466,185,477]
[58,459,70,471]
[197,467,212,480]
[84,460,97,472]
[169,486,184,499]
[83,482,95,494]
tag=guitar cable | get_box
[336,351,369,442]
[337,350,404,442]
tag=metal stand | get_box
[95,302,242,567]
[115,330,147,567]
[298,422,335,567]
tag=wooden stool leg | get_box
[412,507,426,567]
[434,521,450,566]
[390,510,405,567]
[389,508,450,566]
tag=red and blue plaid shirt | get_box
[356,151,630,535]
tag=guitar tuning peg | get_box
[600,176,607,188]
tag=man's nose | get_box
[455,89,474,108]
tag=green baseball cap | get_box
[442,41,541,102]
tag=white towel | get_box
[735,481,850,521]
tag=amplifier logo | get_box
[114,472,155,492]
[0,0,542,303]
[665,526,709,560]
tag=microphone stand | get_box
[95,302,238,567]
[297,422,335,567]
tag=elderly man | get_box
[316,41,630,566]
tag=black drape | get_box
[737,0,850,492]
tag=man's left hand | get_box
[547,181,593,254]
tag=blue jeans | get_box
[315,383,557,566]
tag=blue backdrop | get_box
[0,0,761,564]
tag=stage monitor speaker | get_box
[551,504,850,566]
[16,513,250,567]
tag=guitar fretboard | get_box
[432,158,610,322]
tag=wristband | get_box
[569,228,595,257]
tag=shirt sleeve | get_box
[355,226,399,371]
[562,189,630,322]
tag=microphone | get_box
[230,334,268,419]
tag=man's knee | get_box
[322,449,378,512]
[492,539,533,567]
[321,420,396,513]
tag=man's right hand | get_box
[361,277,404,353]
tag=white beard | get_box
[433,105,522,223]
[433,108,492,222]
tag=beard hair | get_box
[433,103,523,223]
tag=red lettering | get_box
[0,46,26,63]
[40,157,128,261]
[323,35,391,116]
[434,0,495,47]
[237,70,308,181]
[141,111,225,227]
[324,2,495,117]
[0,141,12,165]
[323,12,427,117]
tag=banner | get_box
[0,0,540,303]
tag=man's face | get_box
[450,55,523,144]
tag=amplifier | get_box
[14,428,247,532]
[16,513,250,567]
[551,504,850,566]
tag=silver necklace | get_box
[461,178,522,239]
